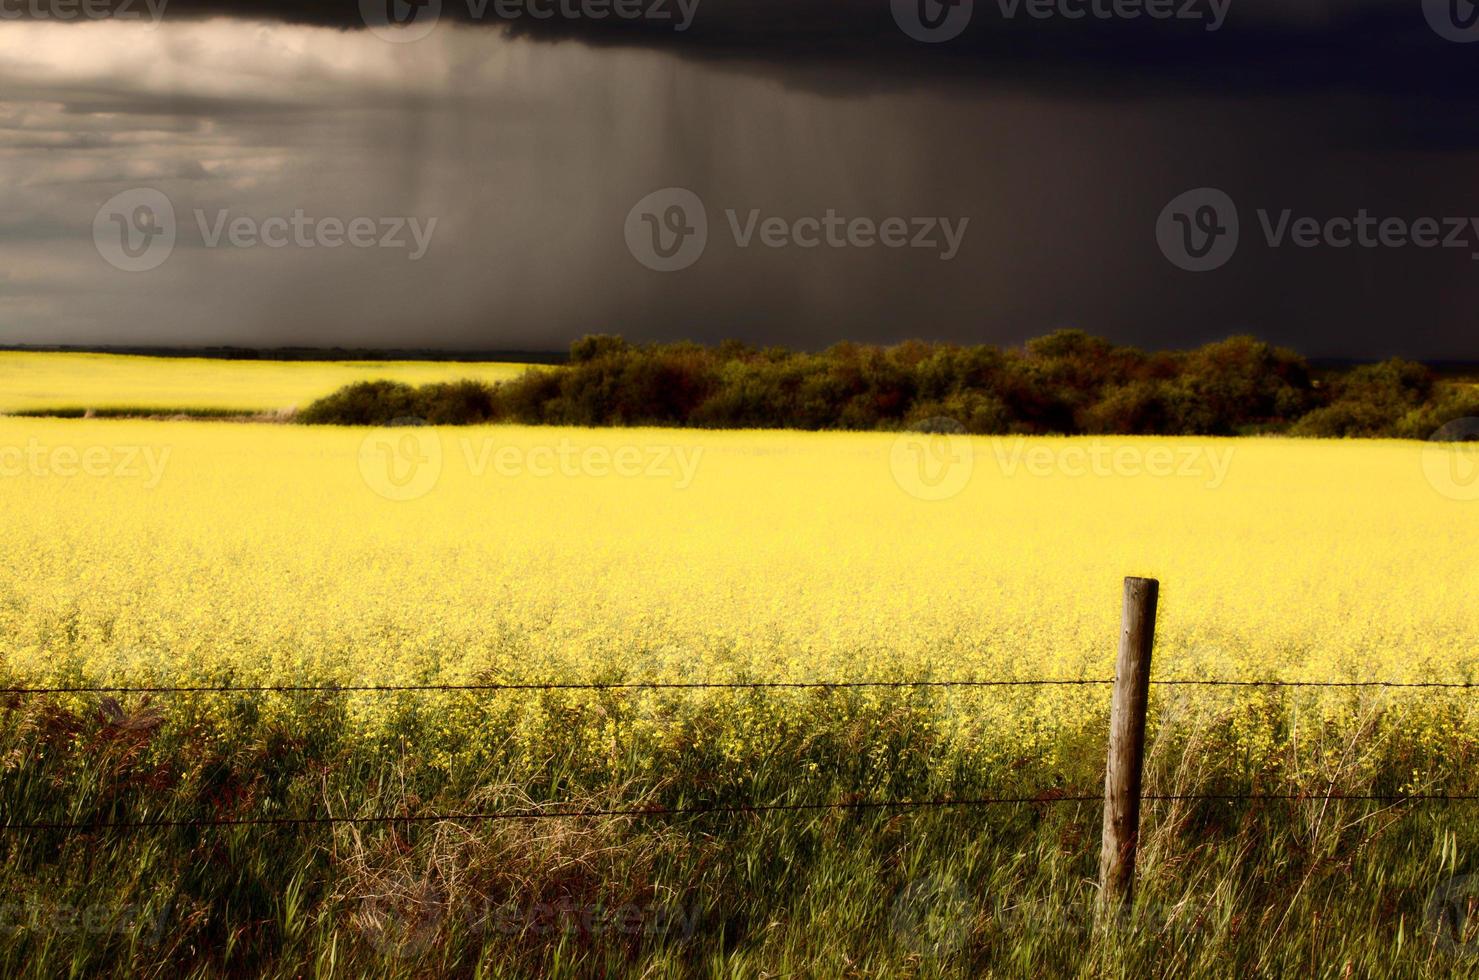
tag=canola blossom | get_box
[0,418,1475,783]
[0,352,531,415]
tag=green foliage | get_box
[0,691,1474,976]
[1290,359,1452,438]
[296,380,423,426]
[569,334,632,364]
[298,334,1472,440]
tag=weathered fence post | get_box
[1098,576,1158,918]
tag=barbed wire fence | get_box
[0,579,1475,911]
[3,678,1475,694]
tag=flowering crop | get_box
[0,417,1474,782]
[0,352,530,414]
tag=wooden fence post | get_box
[1098,576,1158,918]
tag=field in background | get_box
[0,351,531,415]
[0,417,1476,975]
[3,420,1475,692]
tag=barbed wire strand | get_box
[0,678,1473,695]
[4,792,1478,832]
[0,680,1108,694]
[1153,679,1477,689]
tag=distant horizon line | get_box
[2,342,1477,374]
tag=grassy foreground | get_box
[0,419,1476,974]
[0,686,1475,977]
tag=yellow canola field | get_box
[0,352,532,414]
[1,419,1475,697]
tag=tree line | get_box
[299,332,1479,438]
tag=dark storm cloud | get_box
[8,0,1458,93]
[5,5,1479,358]
[20,0,1479,148]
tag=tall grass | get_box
[0,688,1474,977]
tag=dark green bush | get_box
[297,380,423,425]
[416,379,500,425]
[298,333,1472,439]
[1289,359,1445,438]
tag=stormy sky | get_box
[2,0,1479,357]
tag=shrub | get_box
[416,380,501,425]
[297,333,1459,439]
[298,380,422,425]
[906,391,1013,434]
[1287,401,1397,438]
[568,334,630,363]
[1079,380,1214,435]
[1178,336,1315,433]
